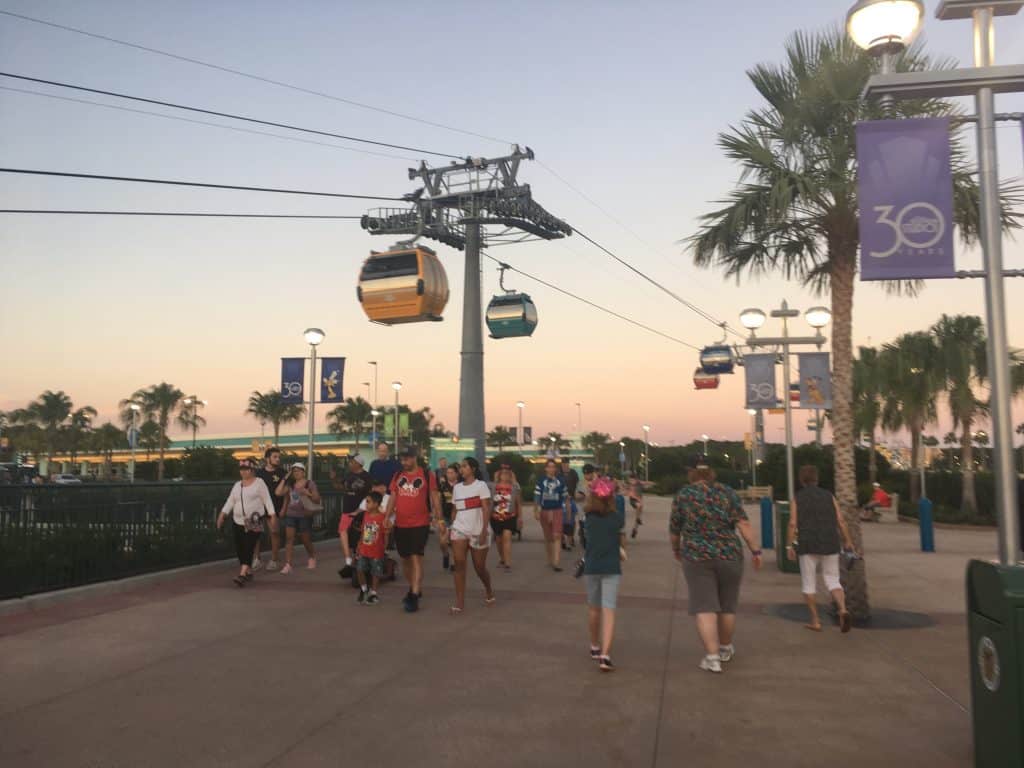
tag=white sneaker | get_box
[266,560,280,572]
[251,558,264,572]
[699,654,723,674]
[307,557,317,571]
[719,644,735,663]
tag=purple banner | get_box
[856,117,955,281]
[280,358,305,403]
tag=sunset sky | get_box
[1,1,1022,450]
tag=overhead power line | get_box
[0,72,461,159]
[482,253,700,350]
[0,85,419,161]
[0,210,362,219]
[0,10,512,146]
[0,168,403,201]
[570,225,743,339]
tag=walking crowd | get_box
[218,443,856,674]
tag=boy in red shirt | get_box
[356,491,387,606]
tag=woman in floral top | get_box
[669,455,761,674]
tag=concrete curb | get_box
[897,514,997,532]
[0,537,341,618]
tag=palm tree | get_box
[932,314,988,514]
[138,420,165,462]
[91,422,128,479]
[14,390,73,464]
[852,347,883,485]
[685,28,1020,619]
[327,397,373,453]
[486,426,516,452]
[881,332,942,504]
[125,383,184,480]
[245,390,305,445]
[176,400,208,447]
[581,431,612,454]
[63,406,98,467]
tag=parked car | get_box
[52,474,83,485]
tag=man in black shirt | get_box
[254,447,287,571]
[332,453,372,578]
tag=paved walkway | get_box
[0,498,994,767]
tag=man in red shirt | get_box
[385,447,440,613]
[861,483,892,521]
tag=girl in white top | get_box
[217,459,277,587]
[445,457,495,614]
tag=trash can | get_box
[966,559,1024,767]
[774,501,800,574]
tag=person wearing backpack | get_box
[384,447,440,613]
[583,476,626,672]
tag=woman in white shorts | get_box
[786,465,856,633]
[446,457,496,614]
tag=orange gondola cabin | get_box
[357,245,449,324]
[693,369,720,390]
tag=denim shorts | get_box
[585,574,621,610]
[357,556,385,577]
[285,515,313,533]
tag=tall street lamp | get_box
[746,409,758,485]
[391,381,402,450]
[642,425,651,482]
[741,301,830,512]
[128,403,141,484]
[701,433,710,456]
[855,0,1023,565]
[371,409,380,449]
[575,402,583,434]
[182,396,207,448]
[516,401,525,451]
[303,327,325,475]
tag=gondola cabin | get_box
[693,369,720,390]
[485,293,539,339]
[357,245,449,324]
[699,345,735,375]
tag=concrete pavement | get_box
[0,497,993,767]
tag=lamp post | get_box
[854,0,1022,565]
[368,361,379,446]
[575,402,582,435]
[701,433,710,456]
[741,301,830,512]
[618,441,626,475]
[129,403,140,484]
[642,425,651,482]
[516,401,525,452]
[746,408,758,485]
[182,396,207,448]
[303,327,324,475]
[391,381,402,450]
[371,409,380,450]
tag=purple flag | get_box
[857,118,956,281]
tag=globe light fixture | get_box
[846,0,924,55]
[303,327,325,346]
[739,308,767,330]
[805,306,832,329]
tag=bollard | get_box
[919,497,935,553]
[760,496,773,550]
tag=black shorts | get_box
[490,518,517,536]
[394,525,430,559]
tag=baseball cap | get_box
[350,453,366,467]
[400,447,419,458]
[689,454,710,469]
[290,462,306,471]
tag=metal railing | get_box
[0,483,343,600]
